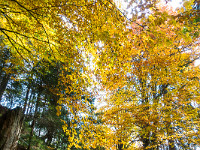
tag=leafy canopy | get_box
[0,0,200,149]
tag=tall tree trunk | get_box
[117,140,123,150]
[0,73,10,101]
[46,130,53,146]
[27,92,41,150]
[23,86,30,114]
[0,107,23,150]
[141,132,150,150]
[167,122,176,150]
[26,92,34,115]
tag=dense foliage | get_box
[0,0,200,149]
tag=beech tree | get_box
[94,0,200,149]
[0,0,126,149]
[0,0,126,106]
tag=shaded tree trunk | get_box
[0,107,23,150]
[166,121,176,150]
[27,92,41,150]
[117,140,123,150]
[0,73,10,101]
[142,135,150,150]
[46,130,53,146]
[23,86,30,114]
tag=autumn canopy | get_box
[0,0,200,149]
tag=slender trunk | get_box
[0,73,10,101]
[166,121,175,150]
[150,81,159,150]
[9,93,13,109]
[0,50,10,83]
[141,131,150,150]
[26,92,34,115]
[139,77,151,150]
[117,140,123,150]
[46,130,53,146]
[38,128,41,137]
[23,86,30,114]
[27,92,41,150]
[116,106,123,150]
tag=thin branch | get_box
[10,0,52,49]
[0,28,54,45]
[0,29,29,63]
[9,0,60,61]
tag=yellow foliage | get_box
[1,0,200,149]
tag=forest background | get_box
[0,0,200,149]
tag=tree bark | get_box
[27,92,41,150]
[117,140,123,150]
[0,107,23,150]
[0,73,10,101]
[166,121,176,150]
[142,135,150,150]
[23,86,30,114]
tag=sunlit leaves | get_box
[1,0,200,149]
[94,0,200,149]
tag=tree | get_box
[0,38,11,102]
[0,0,126,110]
[95,0,200,149]
[0,0,128,149]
